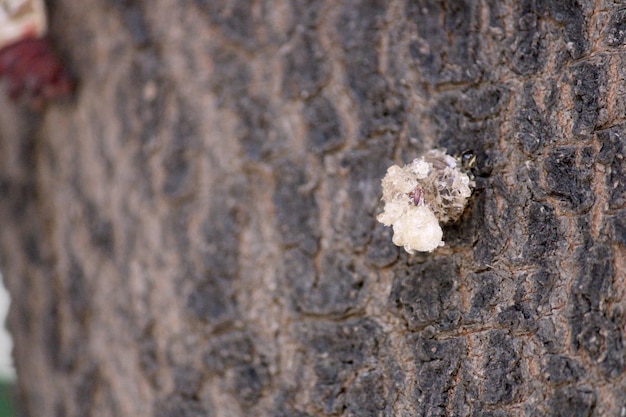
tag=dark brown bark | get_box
[1,1,625,416]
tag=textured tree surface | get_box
[1,1,625,416]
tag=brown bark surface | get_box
[1,1,626,416]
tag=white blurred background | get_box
[0,277,13,381]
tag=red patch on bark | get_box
[0,37,73,107]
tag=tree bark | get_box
[1,0,625,416]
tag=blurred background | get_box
[0,276,14,417]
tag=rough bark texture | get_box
[1,0,626,416]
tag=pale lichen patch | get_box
[377,149,473,253]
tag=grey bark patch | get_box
[271,393,317,417]
[406,2,445,83]
[547,388,596,417]
[338,146,393,250]
[442,191,480,249]
[430,95,462,147]
[467,272,501,321]
[430,94,499,177]
[67,257,89,327]
[282,247,315,309]
[337,1,407,140]
[237,95,286,161]
[544,147,594,213]
[336,0,386,73]
[406,0,482,85]
[232,362,270,407]
[43,301,62,370]
[202,331,254,374]
[412,336,466,415]
[200,203,241,278]
[201,330,269,406]
[166,209,192,255]
[22,233,42,264]
[365,223,399,268]
[154,395,209,417]
[177,181,244,331]
[608,212,626,246]
[472,411,510,417]
[570,244,626,378]
[84,200,114,255]
[162,105,200,201]
[471,188,505,267]
[192,0,260,49]
[284,248,364,316]
[54,401,66,417]
[282,30,330,99]
[76,366,101,417]
[528,269,557,309]
[496,300,537,333]
[301,319,382,415]
[461,86,508,121]
[571,244,613,314]
[186,277,236,328]
[186,203,241,328]
[604,8,626,46]
[546,0,588,59]
[1,181,36,222]
[573,312,625,379]
[303,95,344,154]
[359,84,406,139]
[523,201,559,260]
[118,3,151,46]
[570,60,605,135]
[542,355,584,385]
[162,148,192,199]
[273,159,320,254]
[173,366,203,398]
[391,258,460,331]
[139,324,159,388]
[481,331,522,405]
[345,369,387,417]
[272,402,315,417]
[509,1,545,75]
[209,47,251,107]
[596,125,626,210]
[514,83,552,155]
[287,0,322,30]
[115,48,167,146]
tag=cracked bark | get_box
[1,1,625,416]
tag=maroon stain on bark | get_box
[0,38,73,107]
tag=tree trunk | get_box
[1,0,625,416]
